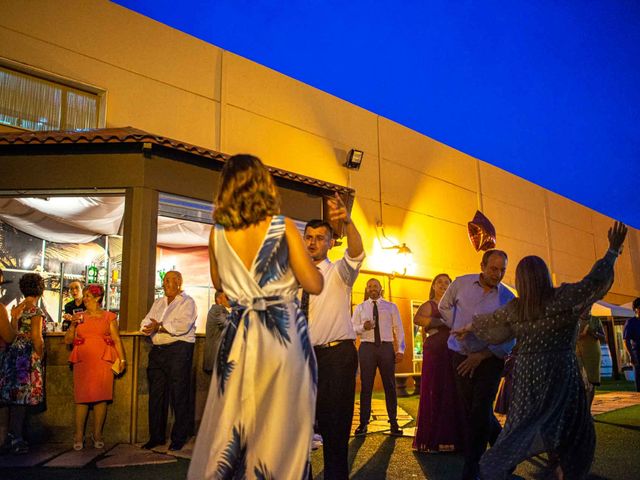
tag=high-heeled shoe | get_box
[91,434,104,449]
[73,438,84,451]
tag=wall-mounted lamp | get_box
[382,242,413,276]
[345,149,364,170]
[376,222,414,276]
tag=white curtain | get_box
[0,197,124,243]
[157,216,210,247]
[0,197,210,247]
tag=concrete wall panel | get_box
[379,117,478,192]
[224,52,378,154]
[547,191,593,233]
[224,105,349,186]
[381,158,477,226]
[479,162,545,214]
[483,196,549,248]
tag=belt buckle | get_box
[317,340,339,349]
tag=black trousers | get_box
[147,341,195,444]
[358,342,397,426]
[451,351,504,480]
[315,340,358,480]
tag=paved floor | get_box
[0,392,638,470]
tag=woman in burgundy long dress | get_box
[413,273,465,452]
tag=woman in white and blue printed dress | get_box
[188,154,323,480]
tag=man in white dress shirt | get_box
[140,270,197,452]
[352,278,405,436]
[303,194,364,480]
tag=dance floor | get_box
[0,392,638,478]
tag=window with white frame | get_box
[0,65,101,131]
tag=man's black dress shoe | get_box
[169,440,185,451]
[142,440,164,450]
[354,425,368,436]
[389,423,403,436]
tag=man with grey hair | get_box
[439,249,515,480]
[140,271,197,452]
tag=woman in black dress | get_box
[455,221,627,480]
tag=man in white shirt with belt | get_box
[352,278,405,436]
[303,194,364,480]
[140,270,197,452]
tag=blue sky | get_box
[115,0,640,229]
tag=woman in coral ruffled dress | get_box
[65,284,126,450]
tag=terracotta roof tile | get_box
[0,127,354,194]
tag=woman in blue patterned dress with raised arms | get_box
[454,221,627,480]
[188,154,323,479]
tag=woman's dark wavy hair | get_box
[213,154,281,229]
[19,273,44,297]
[429,273,452,301]
[514,255,555,321]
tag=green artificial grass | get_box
[2,395,638,479]
[597,376,637,393]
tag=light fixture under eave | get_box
[375,223,414,276]
[382,242,414,276]
[345,149,364,170]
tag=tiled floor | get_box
[1,392,637,468]
[351,398,413,435]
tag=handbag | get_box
[111,358,125,375]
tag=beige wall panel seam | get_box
[476,158,484,211]
[376,116,383,222]
[217,50,227,152]
[0,25,217,102]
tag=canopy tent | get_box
[0,196,211,247]
[0,196,125,243]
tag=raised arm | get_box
[328,193,364,259]
[208,226,222,291]
[557,221,627,311]
[285,218,323,295]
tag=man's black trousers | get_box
[315,340,358,480]
[147,341,195,444]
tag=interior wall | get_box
[1,0,638,306]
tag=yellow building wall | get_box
[1,0,638,303]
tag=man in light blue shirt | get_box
[439,249,515,480]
